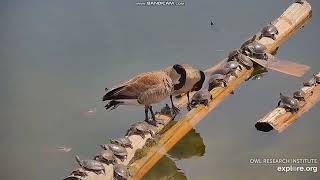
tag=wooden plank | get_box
[63,1,312,180]
[130,2,312,180]
[255,73,320,133]
[63,63,226,180]
[131,68,252,179]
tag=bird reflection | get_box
[143,122,205,179]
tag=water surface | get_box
[1,0,319,179]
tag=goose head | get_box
[172,64,187,90]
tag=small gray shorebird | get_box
[103,64,186,126]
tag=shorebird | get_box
[103,64,186,126]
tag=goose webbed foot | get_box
[187,104,192,111]
[170,95,180,118]
[171,105,180,118]
[145,106,165,126]
[145,118,165,127]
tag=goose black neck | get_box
[174,67,186,90]
[192,70,206,91]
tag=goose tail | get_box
[105,99,140,110]
[102,85,126,101]
[105,100,123,110]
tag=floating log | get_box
[130,1,312,180]
[255,72,320,133]
[63,59,226,180]
[63,1,312,180]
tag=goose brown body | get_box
[103,71,174,105]
[103,64,185,125]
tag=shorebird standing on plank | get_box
[103,64,186,126]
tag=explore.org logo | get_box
[136,1,185,6]
[249,158,319,173]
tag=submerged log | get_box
[255,72,320,133]
[63,1,312,180]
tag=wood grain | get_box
[131,1,312,180]
[255,73,320,133]
[63,1,312,180]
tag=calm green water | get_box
[1,0,319,179]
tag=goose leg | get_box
[146,106,164,126]
[187,92,192,111]
[170,95,180,117]
[144,106,149,121]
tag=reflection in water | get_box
[247,66,268,81]
[57,146,72,153]
[143,125,205,179]
[2,0,319,179]
[168,128,206,160]
[143,156,187,180]
[81,108,97,118]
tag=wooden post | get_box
[255,72,320,133]
[63,1,312,180]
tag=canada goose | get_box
[103,64,186,126]
[171,64,206,110]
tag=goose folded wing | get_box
[103,71,167,101]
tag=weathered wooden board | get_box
[255,72,320,133]
[63,1,312,180]
[130,68,252,180]
[130,1,312,180]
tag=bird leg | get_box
[170,95,180,117]
[144,106,149,121]
[146,106,164,126]
[187,92,192,111]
